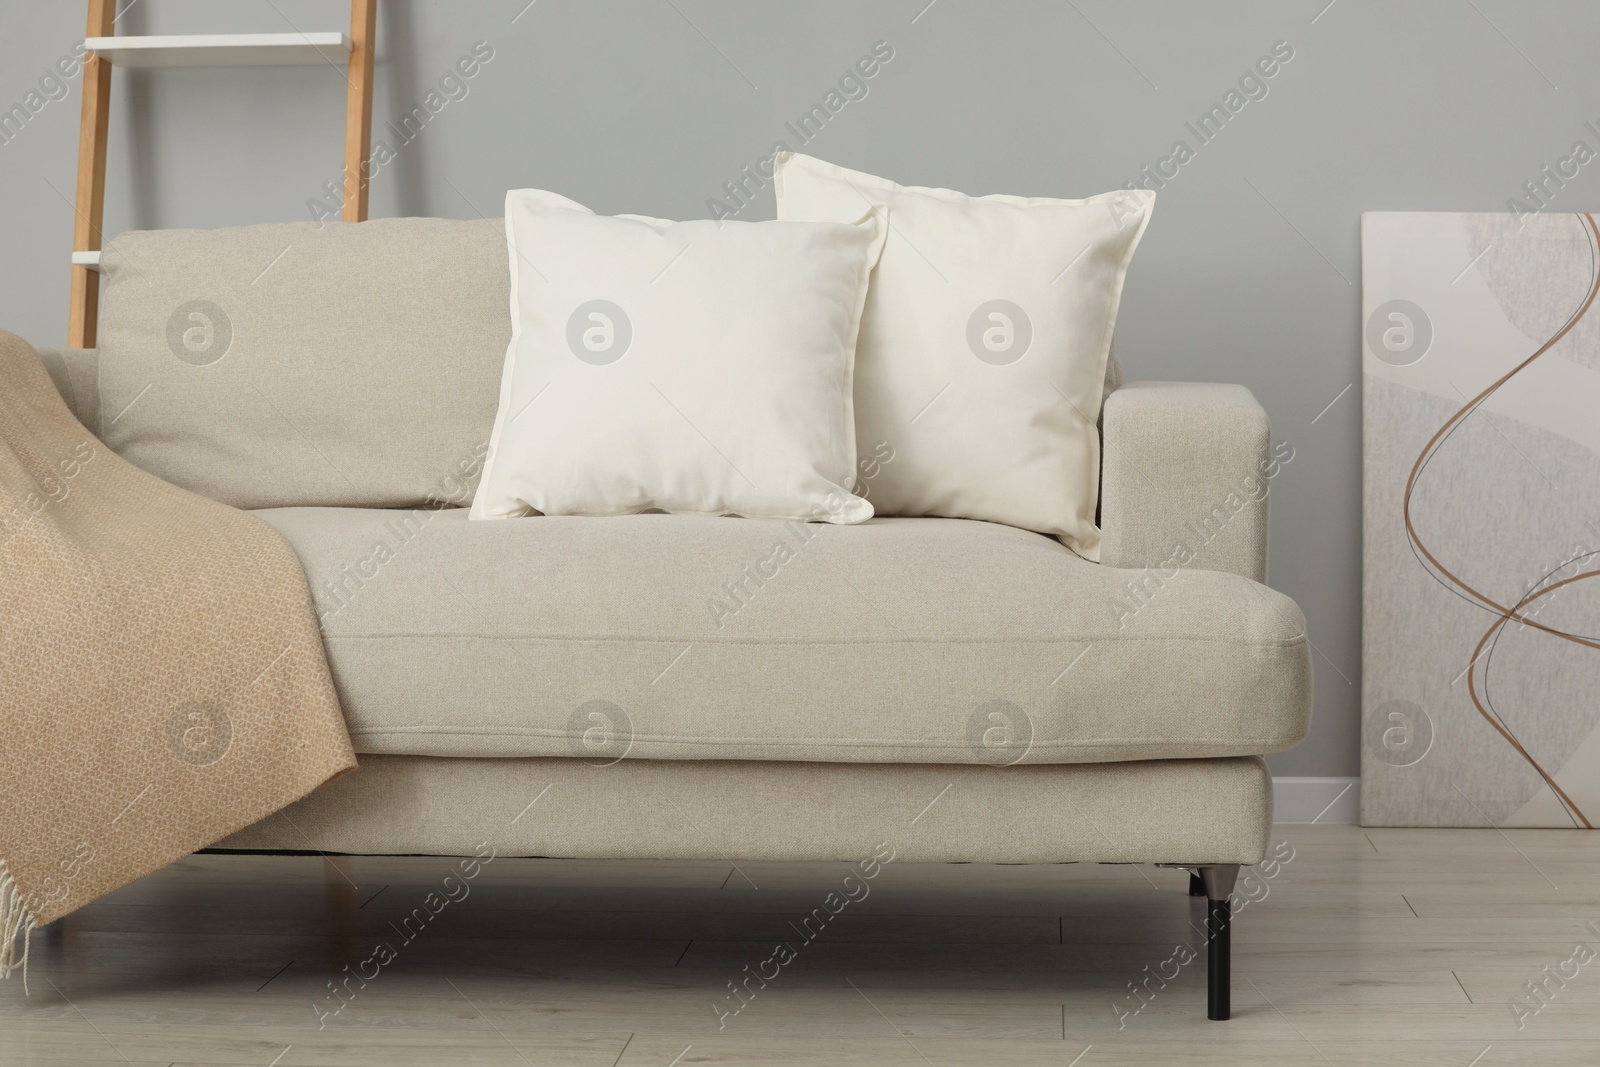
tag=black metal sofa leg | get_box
[1188,871,1205,897]
[1198,864,1240,1021]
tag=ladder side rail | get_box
[343,0,376,222]
[69,0,116,348]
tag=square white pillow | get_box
[471,188,886,523]
[774,153,1155,559]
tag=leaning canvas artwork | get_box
[1362,210,1600,827]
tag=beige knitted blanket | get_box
[0,331,355,982]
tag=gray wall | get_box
[6,0,1600,778]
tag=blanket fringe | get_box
[0,859,36,993]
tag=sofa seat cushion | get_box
[255,508,1311,764]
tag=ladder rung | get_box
[72,251,102,271]
[85,32,351,68]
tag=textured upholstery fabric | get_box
[96,219,510,509]
[218,754,1275,865]
[255,507,1311,764]
[65,341,1124,471]
[35,348,99,435]
[1100,381,1275,582]
[78,213,1128,510]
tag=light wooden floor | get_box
[3,825,1598,1065]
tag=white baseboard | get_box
[1273,776,1359,824]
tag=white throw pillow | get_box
[471,188,886,523]
[774,153,1155,560]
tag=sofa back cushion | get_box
[97,218,510,509]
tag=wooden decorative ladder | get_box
[68,0,377,347]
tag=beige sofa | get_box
[37,217,1311,1020]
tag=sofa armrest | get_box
[1100,381,1287,582]
[35,347,100,436]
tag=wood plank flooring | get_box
[2,825,1598,1065]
